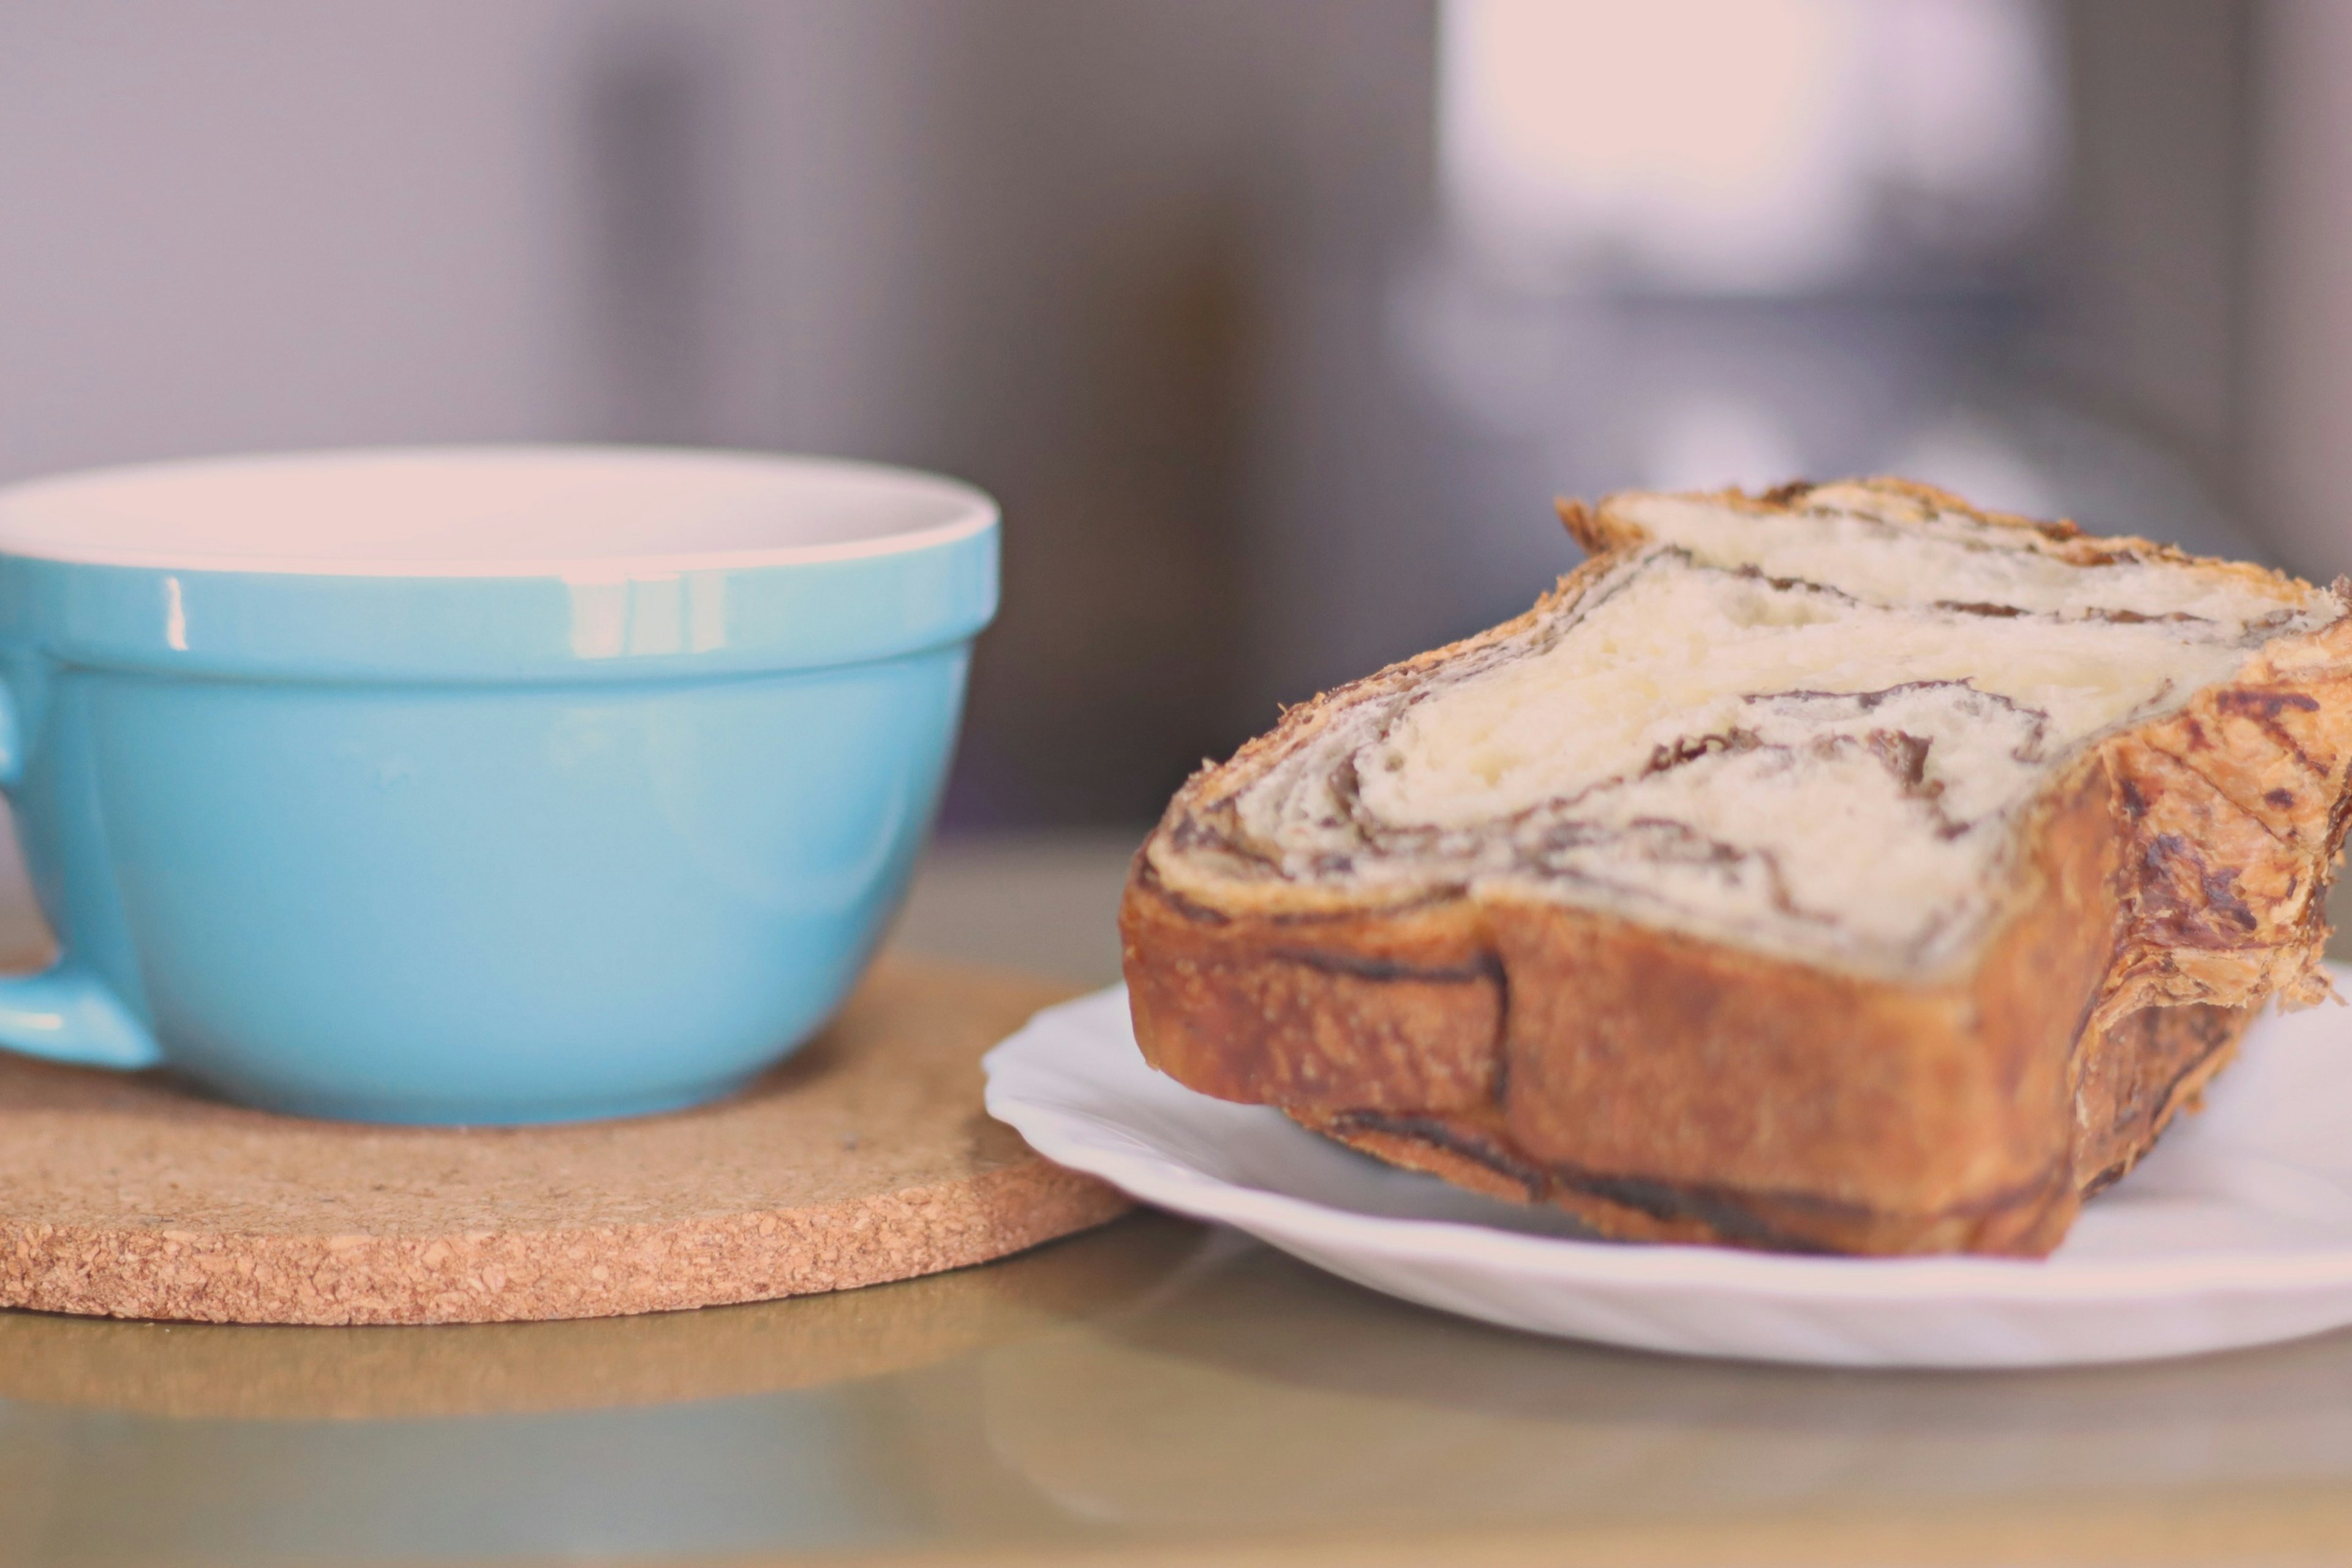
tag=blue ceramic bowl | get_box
[0,447,997,1123]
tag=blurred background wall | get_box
[1,0,2343,831]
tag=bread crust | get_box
[1122,865,1502,1114]
[1287,996,2253,1254]
[1120,479,2352,1257]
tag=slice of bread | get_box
[1121,479,2352,1256]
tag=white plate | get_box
[983,976,2352,1368]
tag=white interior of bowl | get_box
[0,447,996,576]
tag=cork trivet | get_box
[0,956,1129,1325]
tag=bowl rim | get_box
[0,445,998,579]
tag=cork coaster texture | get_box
[0,957,1129,1325]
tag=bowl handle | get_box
[0,965,162,1069]
[0,678,162,1070]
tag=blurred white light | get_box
[1890,416,2059,519]
[1439,0,2057,292]
[1637,393,1806,492]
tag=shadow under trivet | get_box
[0,957,1128,1325]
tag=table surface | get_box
[8,833,2352,1568]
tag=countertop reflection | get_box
[10,1212,2352,1565]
